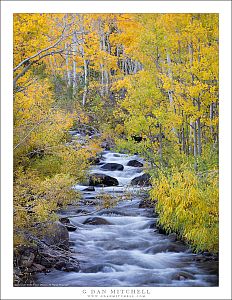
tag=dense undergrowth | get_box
[13,13,219,254]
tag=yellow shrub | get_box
[150,167,219,253]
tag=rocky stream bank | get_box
[14,132,218,287]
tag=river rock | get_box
[168,233,177,242]
[20,251,35,268]
[131,173,151,186]
[98,210,127,217]
[83,217,112,225]
[127,160,143,167]
[149,221,157,229]
[89,173,119,186]
[75,208,89,214]
[139,199,154,208]
[59,217,70,224]
[31,263,46,272]
[88,156,101,165]
[66,224,77,232]
[172,271,195,281]
[82,264,115,273]
[55,259,80,272]
[83,186,95,191]
[59,217,77,232]
[100,163,124,171]
[166,243,188,253]
[145,244,169,254]
[101,138,115,150]
[42,222,69,250]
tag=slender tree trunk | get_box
[166,51,173,104]
[193,121,198,171]
[99,19,105,97]
[189,123,193,155]
[186,117,189,155]
[104,69,109,94]
[210,102,214,136]
[65,43,71,87]
[181,128,185,153]
[197,40,202,156]
[72,32,77,95]
[82,59,88,106]
[159,125,163,167]
[188,40,199,168]
[197,118,202,155]
[100,63,104,97]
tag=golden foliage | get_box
[150,167,219,253]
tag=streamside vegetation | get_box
[13,13,218,261]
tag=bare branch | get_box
[13,26,68,73]
[13,119,45,151]
[13,49,64,89]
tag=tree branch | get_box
[13,49,64,89]
[13,106,58,150]
[13,26,68,73]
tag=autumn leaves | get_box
[13,13,219,252]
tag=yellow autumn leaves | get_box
[112,13,219,253]
[151,167,219,252]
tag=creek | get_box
[35,149,218,287]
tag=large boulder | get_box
[127,160,143,167]
[83,217,112,225]
[100,163,124,171]
[89,173,119,186]
[41,222,69,250]
[131,173,151,186]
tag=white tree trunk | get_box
[72,33,77,94]
[65,43,71,87]
[82,59,88,106]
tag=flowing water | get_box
[35,150,218,287]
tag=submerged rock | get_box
[82,264,115,273]
[83,217,112,225]
[59,217,70,224]
[131,173,151,186]
[89,173,119,186]
[83,186,95,191]
[168,233,177,242]
[172,271,195,281]
[65,224,77,232]
[100,163,124,171]
[127,160,143,167]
